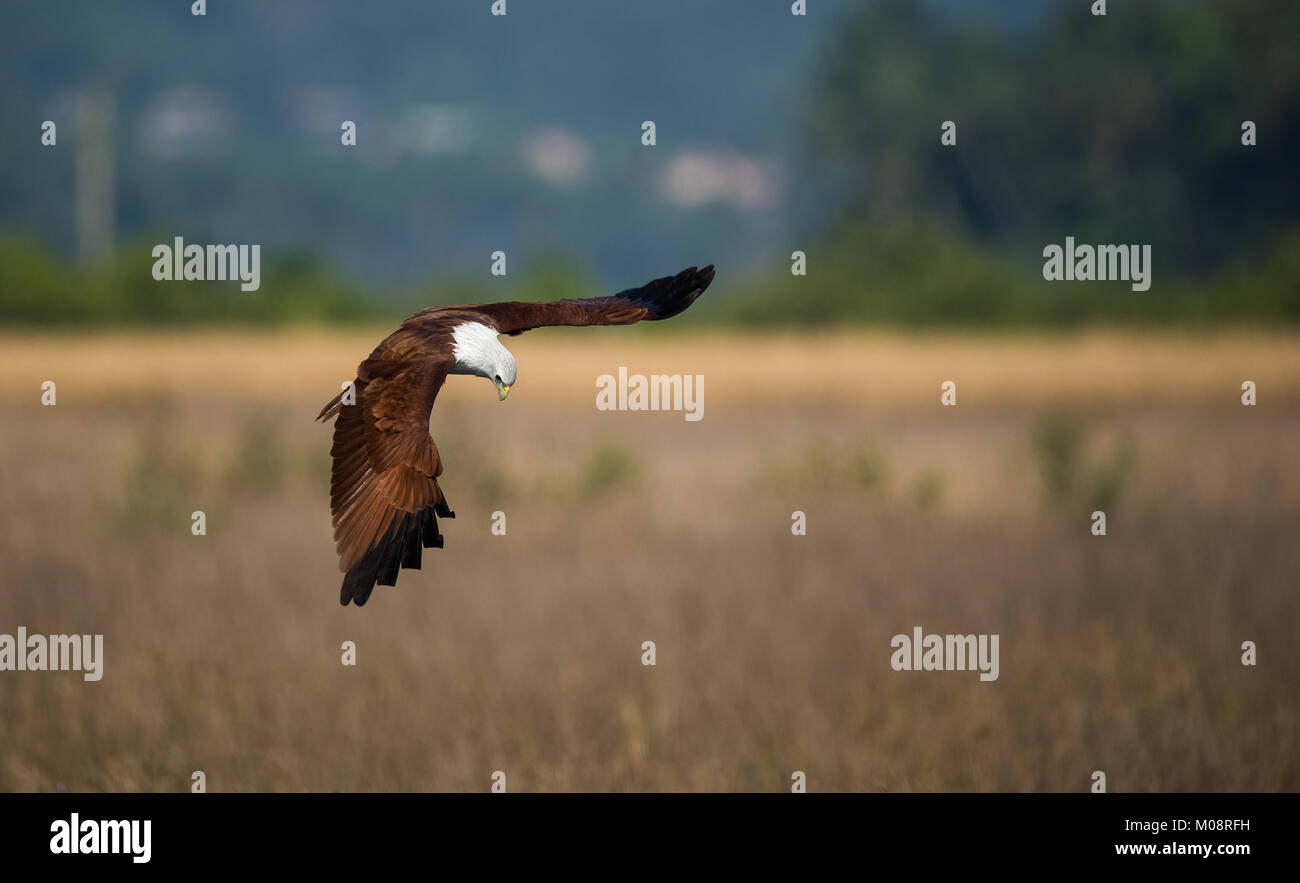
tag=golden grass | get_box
[0,328,1297,791]
[3,326,1298,407]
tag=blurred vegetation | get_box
[773,440,891,494]
[1032,412,1087,503]
[808,0,1300,273]
[1031,411,1138,511]
[730,0,1300,327]
[1,0,1296,329]
[227,413,286,494]
[715,223,1300,327]
[911,469,947,511]
[112,429,201,533]
[0,235,596,327]
[5,221,1297,328]
[576,443,640,498]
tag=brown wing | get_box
[317,323,457,607]
[466,264,715,335]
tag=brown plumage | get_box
[318,264,715,606]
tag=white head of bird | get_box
[450,321,517,400]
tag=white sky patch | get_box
[138,86,233,159]
[660,150,777,211]
[523,128,590,185]
[397,103,476,155]
[288,85,363,136]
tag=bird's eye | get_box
[494,375,501,384]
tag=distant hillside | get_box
[0,0,846,288]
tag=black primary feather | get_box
[340,493,454,606]
[624,264,715,320]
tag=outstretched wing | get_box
[468,264,715,335]
[317,325,456,607]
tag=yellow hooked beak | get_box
[497,383,511,401]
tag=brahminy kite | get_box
[318,264,715,606]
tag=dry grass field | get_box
[1,327,1297,791]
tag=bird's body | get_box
[318,264,715,606]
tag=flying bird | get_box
[318,264,716,606]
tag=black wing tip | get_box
[338,497,451,607]
[638,263,716,321]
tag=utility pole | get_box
[75,88,115,265]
